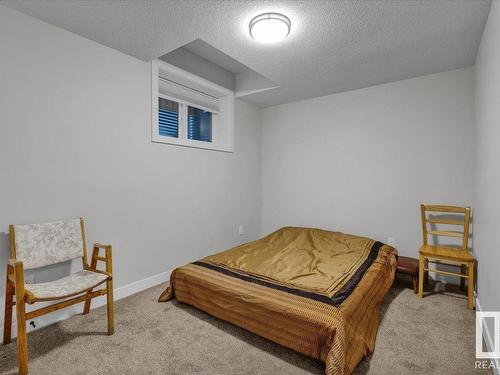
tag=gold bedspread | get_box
[201,227,376,297]
[159,227,397,375]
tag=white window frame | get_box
[152,60,234,152]
[158,93,218,146]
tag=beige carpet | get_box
[0,279,490,375]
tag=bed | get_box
[158,226,397,375]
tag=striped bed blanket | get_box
[159,226,397,375]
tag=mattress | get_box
[159,227,397,375]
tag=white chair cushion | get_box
[24,270,108,300]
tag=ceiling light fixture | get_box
[249,13,291,44]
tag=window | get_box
[188,106,212,142]
[158,98,179,138]
[157,96,214,143]
[152,60,234,152]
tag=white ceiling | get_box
[1,0,491,107]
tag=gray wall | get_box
[160,47,235,91]
[474,1,500,318]
[0,5,261,316]
[261,68,475,259]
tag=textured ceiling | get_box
[1,0,491,107]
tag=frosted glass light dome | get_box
[249,13,291,44]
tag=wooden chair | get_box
[3,218,114,375]
[418,205,475,309]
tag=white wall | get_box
[0,2,488,335]
[474,0,500,333]
[160,47,235,91]
[261,68,474,259]
[0,5,261,324]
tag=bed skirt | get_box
[159,244,396,375]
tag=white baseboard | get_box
[0,269,171,339]
[475,297,500,375]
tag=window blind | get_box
[188,106,212,142]
[158,97,179,138]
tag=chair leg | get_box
[15,301,28,375]
[467,261,475,310]
[418,255,425,300]
[460,264,467,291]
[106,280,114,335]
[84,246,100,315]
[412,274,418,294]
[82,289,93,315]
[14,267,28,375]
[424,258,429,285]
[3,269,14,345]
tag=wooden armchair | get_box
[3,218,114,375]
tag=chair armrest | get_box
[88,268,112,278]
[94,243,112,249]
[87,244,113,274]
[7,258,22,268]
[6,258,22,284]
[7,259,35,302]
[8,258,24,276]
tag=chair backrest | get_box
[9,218,87,270]
[420,204,471,250]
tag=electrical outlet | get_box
[238,224,245,236]
[387,237,396,247]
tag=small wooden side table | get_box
[397,256,419,293]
